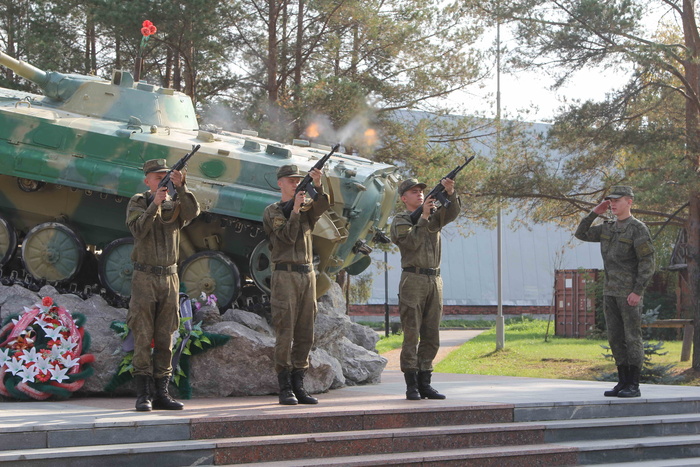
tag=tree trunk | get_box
[681,0,700,369]
[173,49,182,92]
[267,0,279,103]
[165,49,173,89]
[115,37,121,70]
[292,0,304,137]
[690,194,700,368]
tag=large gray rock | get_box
[336,337,386,385]
[223,308,274,336]
[0,284,43,318]
[189,321,278,396]
[347,321,380,351]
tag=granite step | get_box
[559,434,700,465]
[539,413,700,443]
[590,458,700,467]
[0,439,580,467]
[191,404,513,439]
[513,398,700,422]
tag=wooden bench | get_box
[642,319,694,362]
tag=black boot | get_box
[278,369,298,405]
[291,369,318,404]
[417,370,446,400]
[134,374,153,412]
[618,365,641,398]
[152,377,184,410]
[404,371,421,400]
[604,365,628,397]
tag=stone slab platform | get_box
[2,371,700,431]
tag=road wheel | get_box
[21,222,85,282]
[98,237,135,298]
[179,251,240,311]
[248,239,272,297]
[0,214,17,267]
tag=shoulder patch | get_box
[273,217,286,231]
[395,224,411,237]
[637,240,654,257]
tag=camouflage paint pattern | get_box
[0,51,399,307]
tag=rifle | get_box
[280,143,339,218]
[158,144,201,198]
[409,155,475,224]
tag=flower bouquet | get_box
[0,296,95,400]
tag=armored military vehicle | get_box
[0,51,399,309]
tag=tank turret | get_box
[0,51,399,310]
[0,50,197,130]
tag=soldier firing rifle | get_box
[280,144,339,219]
[409,155,474,224]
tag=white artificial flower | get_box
[42,326,65,341]
[49,344,64,360]
[5,357,25,376]
[34,356,53,373]
[49,365,70,383]
[0,348,10,365]
[19,347,40,364]
[18,365,38,383]
[58,339,78,353]
[59,354,80,369]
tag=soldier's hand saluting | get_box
[592,200,610,215]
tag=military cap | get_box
[605,186,635,199]
[398,178,427,196]
[143,159,170,175]
[277,164,304,179]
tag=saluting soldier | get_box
[391,177,461,400]
[126,158,200,411]
[575,186,655,398]
[263,164,330,405]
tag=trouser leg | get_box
[417,277,442,372]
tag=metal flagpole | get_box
[495,15,505,350]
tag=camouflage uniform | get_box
[126,160,200,379]
[262,167,330,375]
[390,180,461,374]
[574,191,655,369]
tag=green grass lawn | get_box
[376,319,696,383]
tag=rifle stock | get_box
[280,143,339,218]
[409,155,475,224]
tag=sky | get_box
[484,67,631,123]
[455,6,670,123]
[451,48,634,124]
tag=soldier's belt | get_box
[402,267,440,276]
[274,263,312,273]
[133,262,178,276]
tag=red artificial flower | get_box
[142,20,153,28]
[42,297,53,307]
[141,27,151,36]
[148,25,157,35]
[36,372,51,383]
